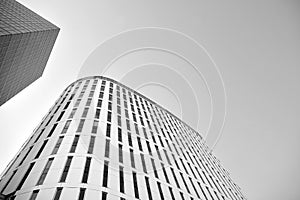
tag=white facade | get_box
[0,76,245,200]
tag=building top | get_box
[67,75,203,140]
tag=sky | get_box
[0,1,300,199]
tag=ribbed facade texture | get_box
[0,76,245,200]
[0,0,59,106]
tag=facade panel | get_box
[0,76,245,200]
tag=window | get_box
[126,119,130,130]
[107,111,112,122]
[69,108,77,118]
[89,91,94,98]
[137,137,143,151]
[155,145,162,161]
[60,156,73,182]
[64,101,70,110]
[70,135,80,153]
[106,123,111,137]
[108,102,112,111]
[34,129,45,143]
[87,136,95,154]
[97,99,102,107]
[189,177,200,198]
[16,162,35,190]
[145,176,153,200]
[140,154,147,173]
[170,168,180,189]
[132,171,139,199]
[101,191,107,200]
[161,163,170,184]
[119,166,124,193]
[78,188,86,200]
[104,139,110,158]
[146,141,152,156]
[52,136,64,154]
[151,158,158,178]
[128,132,132,147]
[86,98,92,106]
[18,146,33,166]
[29,190,39,200]
[53,187,63,200]
[91,120,99,133]
[82,107,89,118]
[117,115,122,126]
[36,158,54,185]
[57,111,65,121]
[47,123,58,137]
[130,149,135,168]
[61,120,71,134]
[95,108,100,119]
[76,119,85,132]
[35,140,48,159]
[82,157,91,183]
[168,187,175,200]
[1,170,17,193]
[180,172,190,194]
[102,161,109,187]
[117,106,121,114]
[119,144,123,163]
[157,182,164,200]
[118,127,122,142]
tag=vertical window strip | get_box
[18,146,33,166]
[130,149,135,168]
[16,162,35,190]
[101,191,108,200]
[106,123,111,137]
[60,156,73,182]
[104,139,110,158]
[119,144,123,163]
[52,136,64,154]
[157,182,165,200]
[36,158,54,185]
[82,157,91,183]
[140,153,147,173]
[102,161,109,187]
[87,136,95,154]
[61,120,71,134]
[76,119,85,132]
[47,123,58,137]
[78,188,86,200]
[119,166,125,193]
[145,176,153,200]
[0,170,17,193]
[29,189,39,200]
[35,140,48,159]
[132,171,139,199]
[70,135,80,153]
[92,120,99,133]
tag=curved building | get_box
[0,76,245,200]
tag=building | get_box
[0,0,59,106]
[0,76,245,200]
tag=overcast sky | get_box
[0,1,300,200]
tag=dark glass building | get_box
[0,0,59,106]
[0,76,246,200]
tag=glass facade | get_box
[0,0,59,106]
[0,76,245,200]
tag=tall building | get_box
[0,0,59,106]
[0,76,245,200]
